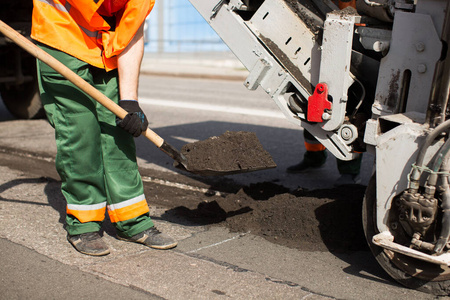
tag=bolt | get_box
[322,112,331,120]
[252,49,262,57]
[317,84,324,93]
[416,42,425,52]
[417,64,427,73]
[341,127,353,140]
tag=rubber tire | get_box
[0,47,44,120]
[362,175,450,296]
[0,79,44,120]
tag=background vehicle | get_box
[0,1,43,119]
[188,0,450,295]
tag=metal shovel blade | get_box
[172,131,277,176]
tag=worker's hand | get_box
[116,100,149,137]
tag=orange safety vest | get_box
[31,0,154,71]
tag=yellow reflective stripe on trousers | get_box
[66,202,106,223]
[107,194,149,223]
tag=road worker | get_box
[31,0,177,256]
[286,131,362,186]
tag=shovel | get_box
[0,20,276,176]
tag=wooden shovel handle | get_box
[0,19,164,147]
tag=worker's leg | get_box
[90,67,154,238]
[37,44,174,253]
[286,130,327,173]
[337,154,362,175]
[37,45,108,236]
[335,154,363,185]
[93,68,176,248]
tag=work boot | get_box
[334,174,362,186]
[67,232,110,256]
[286,150,327,173]
[118,227,178,250]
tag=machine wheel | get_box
[0,45,44,120]
[0,80,44,120]
[362,175,450,295]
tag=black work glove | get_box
[116,100,149,137]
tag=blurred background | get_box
[144,0,229,53]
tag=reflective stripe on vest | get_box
[107,194,149,223]
[79,25,99,38]
[36,0,71,13]
[32,0,108,68]
[35,0,100,39]
[66,202,106,223]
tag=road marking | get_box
[141,176,228,197]
[139,97,285,119]
[187,232,250,253]
[171,136,199,143]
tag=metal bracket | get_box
[356,27,392,52]
[307,83,331,122]
[373,231,450,266]
[319,11,359,131]
[228,0,249,11]
[244,58,272,90]
[301,121,358,161]
[372,11,442,115]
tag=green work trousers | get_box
[36,44,153,237]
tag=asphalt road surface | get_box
[0,75,441,299]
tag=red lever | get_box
[307,83,331,122]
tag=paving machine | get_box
[188,0,450,295]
